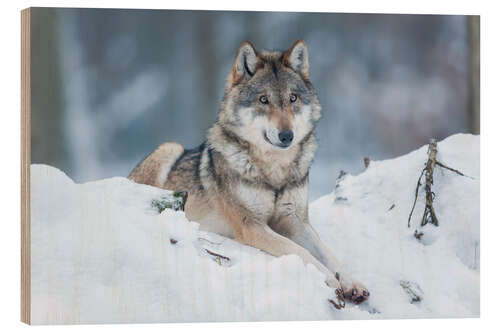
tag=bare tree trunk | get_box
[468,16,480,134]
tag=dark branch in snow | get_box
[435,161,474,179]
[328,289,346,310]
[414,230,424,240]
[408,138,472,233]
[204,248,231,266]
[408,168,425,228]
[364,157,371,169]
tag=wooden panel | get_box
[21,7,31,325]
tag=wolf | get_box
[129,40,369,306]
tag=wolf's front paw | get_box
[339,278,370,304]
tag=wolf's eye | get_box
[259,95,269,104]
[290,94,297,103]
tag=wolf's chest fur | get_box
[230,144,302,187]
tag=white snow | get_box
[30,133,479,324]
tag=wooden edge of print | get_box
[21,7,31,325]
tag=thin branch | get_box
[414,230,424,240]
[328,289,346,310]
[435,161,474,179]
[198,237,223,246]
[408,168,425,228]
[204,248,231,266]
[364,157,371,169]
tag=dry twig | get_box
[204,248,231,266]
[408,138,471,232]
[328,289,346,310]
[435,161,474,179]
[408,168,425,228]
[364,157,371,169]
[413,230,424,240]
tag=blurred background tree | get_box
[30,8,479,199]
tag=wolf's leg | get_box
[277,221,370,304]
[218,198,343,303]
[238,223,343,291]
[272,187,370,304]
[128,142,184,188]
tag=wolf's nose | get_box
[278,130,294,145]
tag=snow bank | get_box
[30,134,479,324]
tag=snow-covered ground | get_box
[30,134,479,324]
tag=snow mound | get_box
[30,134,479,324]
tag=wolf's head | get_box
[218,40,322,151]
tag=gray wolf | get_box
[129,40,370,306]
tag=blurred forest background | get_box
[30,8,479,200]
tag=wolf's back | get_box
[128,142,184,188]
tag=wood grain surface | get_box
[21,7,31,325]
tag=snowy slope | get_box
[30,134,479,324]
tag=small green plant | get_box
[151,191,187,212]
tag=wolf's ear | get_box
[283,40,309,79]
[231,41,258,85]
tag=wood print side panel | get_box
[21,8,31,325]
